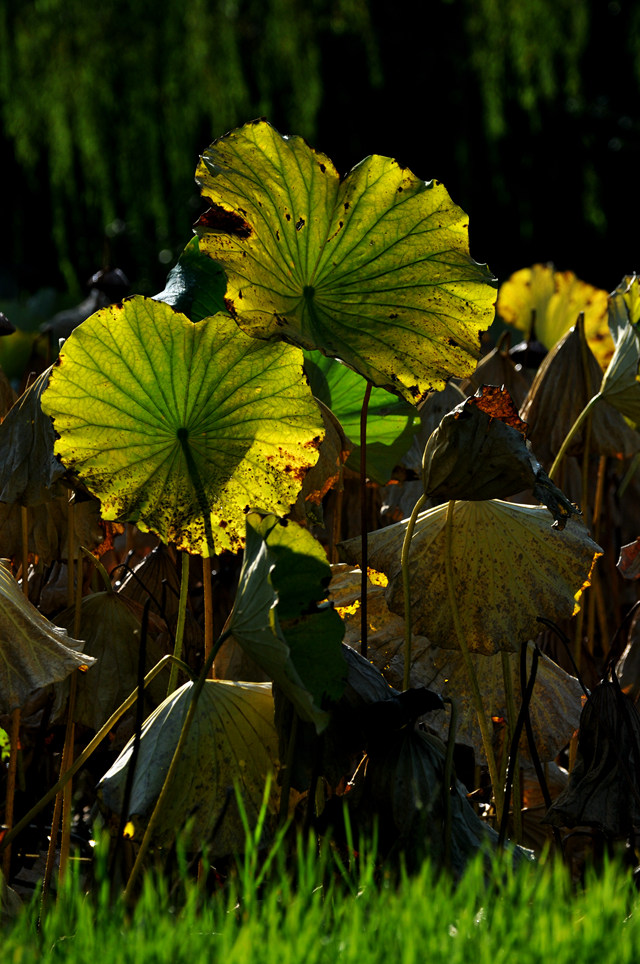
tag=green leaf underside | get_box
[41,298,324,556]
[195,119,497,403]
[226,513,345,730]
[304,349,416,482]
[153,236,227,322]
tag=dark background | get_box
[1,0,638,305]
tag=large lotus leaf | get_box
[0,486,104,564]
[304,350,416,483]
[0,365,66,505]
[224,513,346,731]
[0,562,94,713]
[422,385,579,526]
[340,500,602,656]
[497,263,612,369]
[195,119,497,403]
[153,236,227,322]
[55,592,168,731]
[330,564,583,764]
[98,679,279,855]
[41,297,324,556]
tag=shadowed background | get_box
[1,0,637,301]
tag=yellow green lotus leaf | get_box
[195,119,497,404]
[0,562,94,713]
[339,500,602,656]
[497,263,612,369]
[41,297,324,556]
[97,679,279,856]
[601,275,640,427]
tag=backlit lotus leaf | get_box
[339,499,602,656]
[0,562,93,714]
[98,679,279,856]
[497,264,612,369]
[195,119,496,404]
[600,276,640,427]
[41,297,324,556]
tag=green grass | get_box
[3,835,640,964]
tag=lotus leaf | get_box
[41,297,324,556]
[330,564,583,764]
[0,366,65,505]
[340,500,602,656]
[497,263,612,369]
[195,119,496,403]
[98,679,279,856]
[0,562,93,713]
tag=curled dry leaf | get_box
[0,563,94,714]
[422,385,579,527]
[339,499,602,656]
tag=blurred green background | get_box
[1,0,638,306]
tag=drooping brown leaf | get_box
[421,385,579,526]
[618,538,640,580]
[0,486,104,565]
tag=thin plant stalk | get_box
[278,711,298,827]
[500,651,522,844]
[401,492,428,691]
[444,500,503,822]
[360,381,372,658]
[548,393,601,481]
[202,556,214,677]
[167,551,190,696]
[123,629,231,904]
[0,654,190,856]
[20,505,28,600]
[2,706,20,879]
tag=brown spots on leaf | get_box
[285,213,291,222]
[344,201,350,211]
[407,384,421,400]
[389,313,398,319]
[196,203,252,239]
[219,520,228,529]
[295,217,305,231]
[447,338,459,348]
[319,163,326,173]
[238,290,243,299]
[397,186,403,193]
[275,229,280,241]
[224,297,238,319]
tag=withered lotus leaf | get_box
[339,500,602,656]
[421,385,579,527]
[0,563,94,714]
[520,322,640,467]
[331,564,583,764]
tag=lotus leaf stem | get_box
[123,629,231,904]
[444,500,504,823]
[401,492,428,691]
[0,654,186,856]
[548,392,602,481]
[500,651,522,843]
[167,551,190,695]
[442,696,457,870]
[360,381,372,658]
